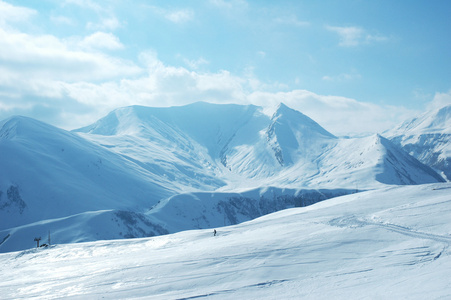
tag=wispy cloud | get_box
[64,0,121,31]
[79,32,124,50]
[322,71,362,82]
[209,0,248,11]
[64,0,104,13]
[86,16,122,31]
[182,57,209,70]
[274,15,310,27]
[50,15,75,26]
[145,6,194,24]
[427,90,451,110]
[165,9,194,23]
[326,25,388,47]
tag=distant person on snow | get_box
[213,229,217,236]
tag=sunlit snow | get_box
[1,184,450,299]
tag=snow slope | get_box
[387,105,451,181]
[1,183,450,299]
[0,116,174,229]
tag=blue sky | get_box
[0,0,450,135]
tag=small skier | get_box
[213,229,217,236]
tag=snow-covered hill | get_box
[387,105,451,181]
[0,102,445,252]
[0,187,354,253]
[1,183,450,299]
[0,116,175,229]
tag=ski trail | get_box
[329,215,451,244]
[369,221,451,244]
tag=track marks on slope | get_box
[177,279,290,300]
[328,215,451,244]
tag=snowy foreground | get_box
[1,183,451,299]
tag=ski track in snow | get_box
[329,215,451,244]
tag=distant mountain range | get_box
[0,102,448,252]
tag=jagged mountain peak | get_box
[389,104,451,136]
[386,104,451,181]
[271,103,336,140]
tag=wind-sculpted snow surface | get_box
[0,183,450,299]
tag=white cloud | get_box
[182,56,209,70]
[326,25,388,47]
[145,6,194,24]
[426,90,451,110]
[0,27,139,83]
[326,26,363,47]
[64,0,104,13]
[63,0,121,31]
[50,15,75,26]
[86,16,121,31]
[209,0,248,10]
[165,9,194,23]
[0,28,412,135]
[322,71,361,82]
[79,32,124,50]
[0,0,36,25]
[257,51,266,58]
[274,15,310,27]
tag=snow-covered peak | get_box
[1,116,56,139]
[271,103,336,139]
[388,105,451,136]
[385,105,451,181]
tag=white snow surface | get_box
[0,183,450,299]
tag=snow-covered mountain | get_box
[1,183,450,299]
[386,105,451,181]
[0,116,175,229]
[0,102,445,252]
[75,102,443,189]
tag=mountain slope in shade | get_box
[0,116,175,230]
[387,105,451,181]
